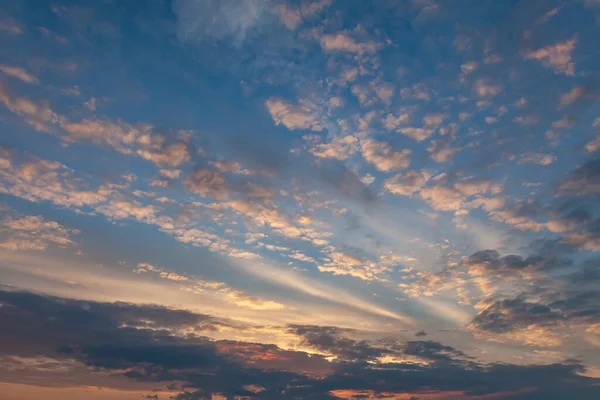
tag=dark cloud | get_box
[1,289,599,399]
[397,340,472,363]
[566,257,600,283]
[287,324,387,362]
[471,288,600,335]
[471,298,563,334]
[317,161,378,208]
[0,287,224,357]
[559,158,600,195]
[464,249,572,275]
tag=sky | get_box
[0,0,599,399]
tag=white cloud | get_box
[397,127,434,141]
[519,152,556,166]
[311,135,359,160]
[524,38,576,76]
[0,214,79,251]
[383,113,410,130]
[320,33,381,54]
[183,169,231,199]
[460,60,477,74]
[174,0,271,44]
[0,81,59,131]
[560,85,584,107]
[361,139,411,172]
[585,136,600,153]
[62,119,145,153]
[473,79,502,97]
[383,170,430,196]
[423,113,447,127]
[273,0,332,30]
[137,142,190,167]
[265,97,322,131]
[272,4,302,29]
[0,65,38,84]
[419,186,465,211]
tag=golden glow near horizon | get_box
[0,0,599,399]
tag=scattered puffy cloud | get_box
[361,139,411,172]
[265,97,322,131]
[519,152,556,165]
[524,38,576,76]
[0,65,38,84]
[397,127,435,141]
[560,85,585,107]
[2,3,600,394]
[137,142,190,167]
[383,113,410,130]
[61,119,144,152]
[183,168,231,199]
[0,17,23,35]
[383,170,430,196]
[460,60,477,74]
[585,136,600,153]
[273,0,332,30]
[419,186,465,211]
[0,214,79,251]
[473,79,502,97]
[174,0,272,44]
[0,80,59,131]
[310,135,359,160]
[320,32,381,54]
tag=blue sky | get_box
[1,1,600,399]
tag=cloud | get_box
[562,228,600,252]
[383,170,430,196]
[472,79,502,97]
[383,113,411,130]
[460,60,477,74]
[182,168,232,199]
[0,80,59,131]
[0,153,107,208]
[560,85,585,107]
[272,1,332,30]
[519,152,556,166]
[310,135,359,160]
[1,289,599,398]
[137,142,190,167]
[272,3,302,29]
[0,214,79,251]
[318,251,386,281]
[361,139,411,172]
[320,33,381,54]
[397,127,435,141]
[265,97,322,131]
[422,113,447,127]
[61,119,147,154]
[95,197,159,223]
[211,160,254,175]
[419,186,465,211]
[0,65,38,84]
[0,17,23,35]
[559,159,600,194]
[174,0,273,44]
[524,38,577,76]
[585,136,600,153]
[470,292,598,339]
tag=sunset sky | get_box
[1,1,600,399]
